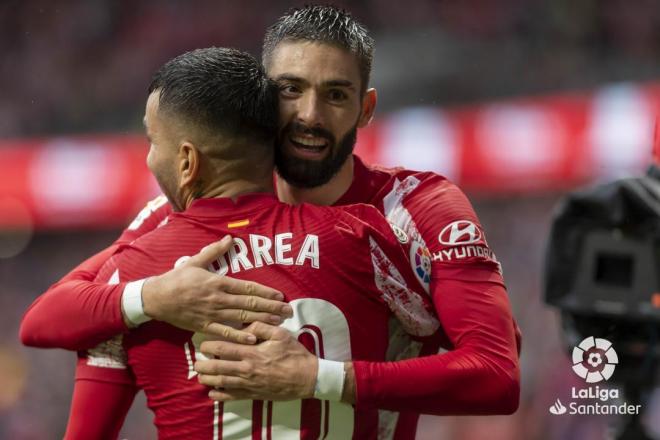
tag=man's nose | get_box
[295,91,325,128]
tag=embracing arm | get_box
[19,245,129,350]
[351,271,520,415]
[20,237,291,351]
[195,208,519,415]
[197,274,519,415]
[20,197,172,349]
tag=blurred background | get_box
[2,0,660,439]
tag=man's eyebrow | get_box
[274,74,307,85]
[274,74,356,90]
[324,79,355,90]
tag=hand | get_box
[194,322,318,401]
[140,236,293,344]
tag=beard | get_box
[275,120,358,189]
[153,167,184,212]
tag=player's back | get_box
[109,193,437,440]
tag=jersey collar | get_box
[185,193,280,217]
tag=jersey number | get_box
[189,298,354,440]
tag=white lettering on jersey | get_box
[194,234,319,276]
[274,233,293,265]
[295,234,319,269]
[250,234,274,267]
[432,245,497,263]
[229,237,254,272]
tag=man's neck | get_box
[184,179,274,209]
[276,155,355,206]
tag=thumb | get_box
[185,235,233,268]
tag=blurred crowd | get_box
[2,0,660,137]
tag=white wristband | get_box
[313,359,345,401]
[121,279,151,326]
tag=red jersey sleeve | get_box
[337,204,439,337]
[64,258,139,440]
[352,174,520,415]
[64,373,137,440]
[19,196,171,350]
[19,245,128,350]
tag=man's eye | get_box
[279,85,301,96]
[328,89,347,101]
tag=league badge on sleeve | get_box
[410,240,432,289]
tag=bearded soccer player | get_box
[65,46,444,439]
[20,5,521,439]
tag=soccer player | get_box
[21,5,521,438]
[66,46,441,439]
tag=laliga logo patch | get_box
[409,241,431,285]
[438,220,482,245]
[572,337,618,383]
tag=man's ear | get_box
[178,142,200,189]
[357,88,377,128]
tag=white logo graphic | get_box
[390,224,409,244]
[438,220,482,245]
[549,399,567,415]
[572,337,618,383]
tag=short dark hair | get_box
[262,5,374,92]
[149,47,278,145]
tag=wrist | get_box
[313,359,345,402]
[341,362,356,404]
[141,276,160,319]
[121,279,152,327]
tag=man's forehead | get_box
[267,41,360,85]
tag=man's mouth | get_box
[288,134,330,158]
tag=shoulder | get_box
[111,216,196,280]
[371,167,501,270]
[319,203,388,236]
[117,195,172,246]
[371,166,478,230]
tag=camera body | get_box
[544,166,660,378]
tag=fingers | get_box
[221,277,285,302]
[213,309,284,325]
[185,235,233,268]
[202,323,256,344]
[243,321,288,341]
[198,373,248,389]
[200,340,254,360]
[216,294,292,318]
[194,359,247,376]
[208,389,251,402]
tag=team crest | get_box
[390,224,409,244]
[409,241,431,287]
